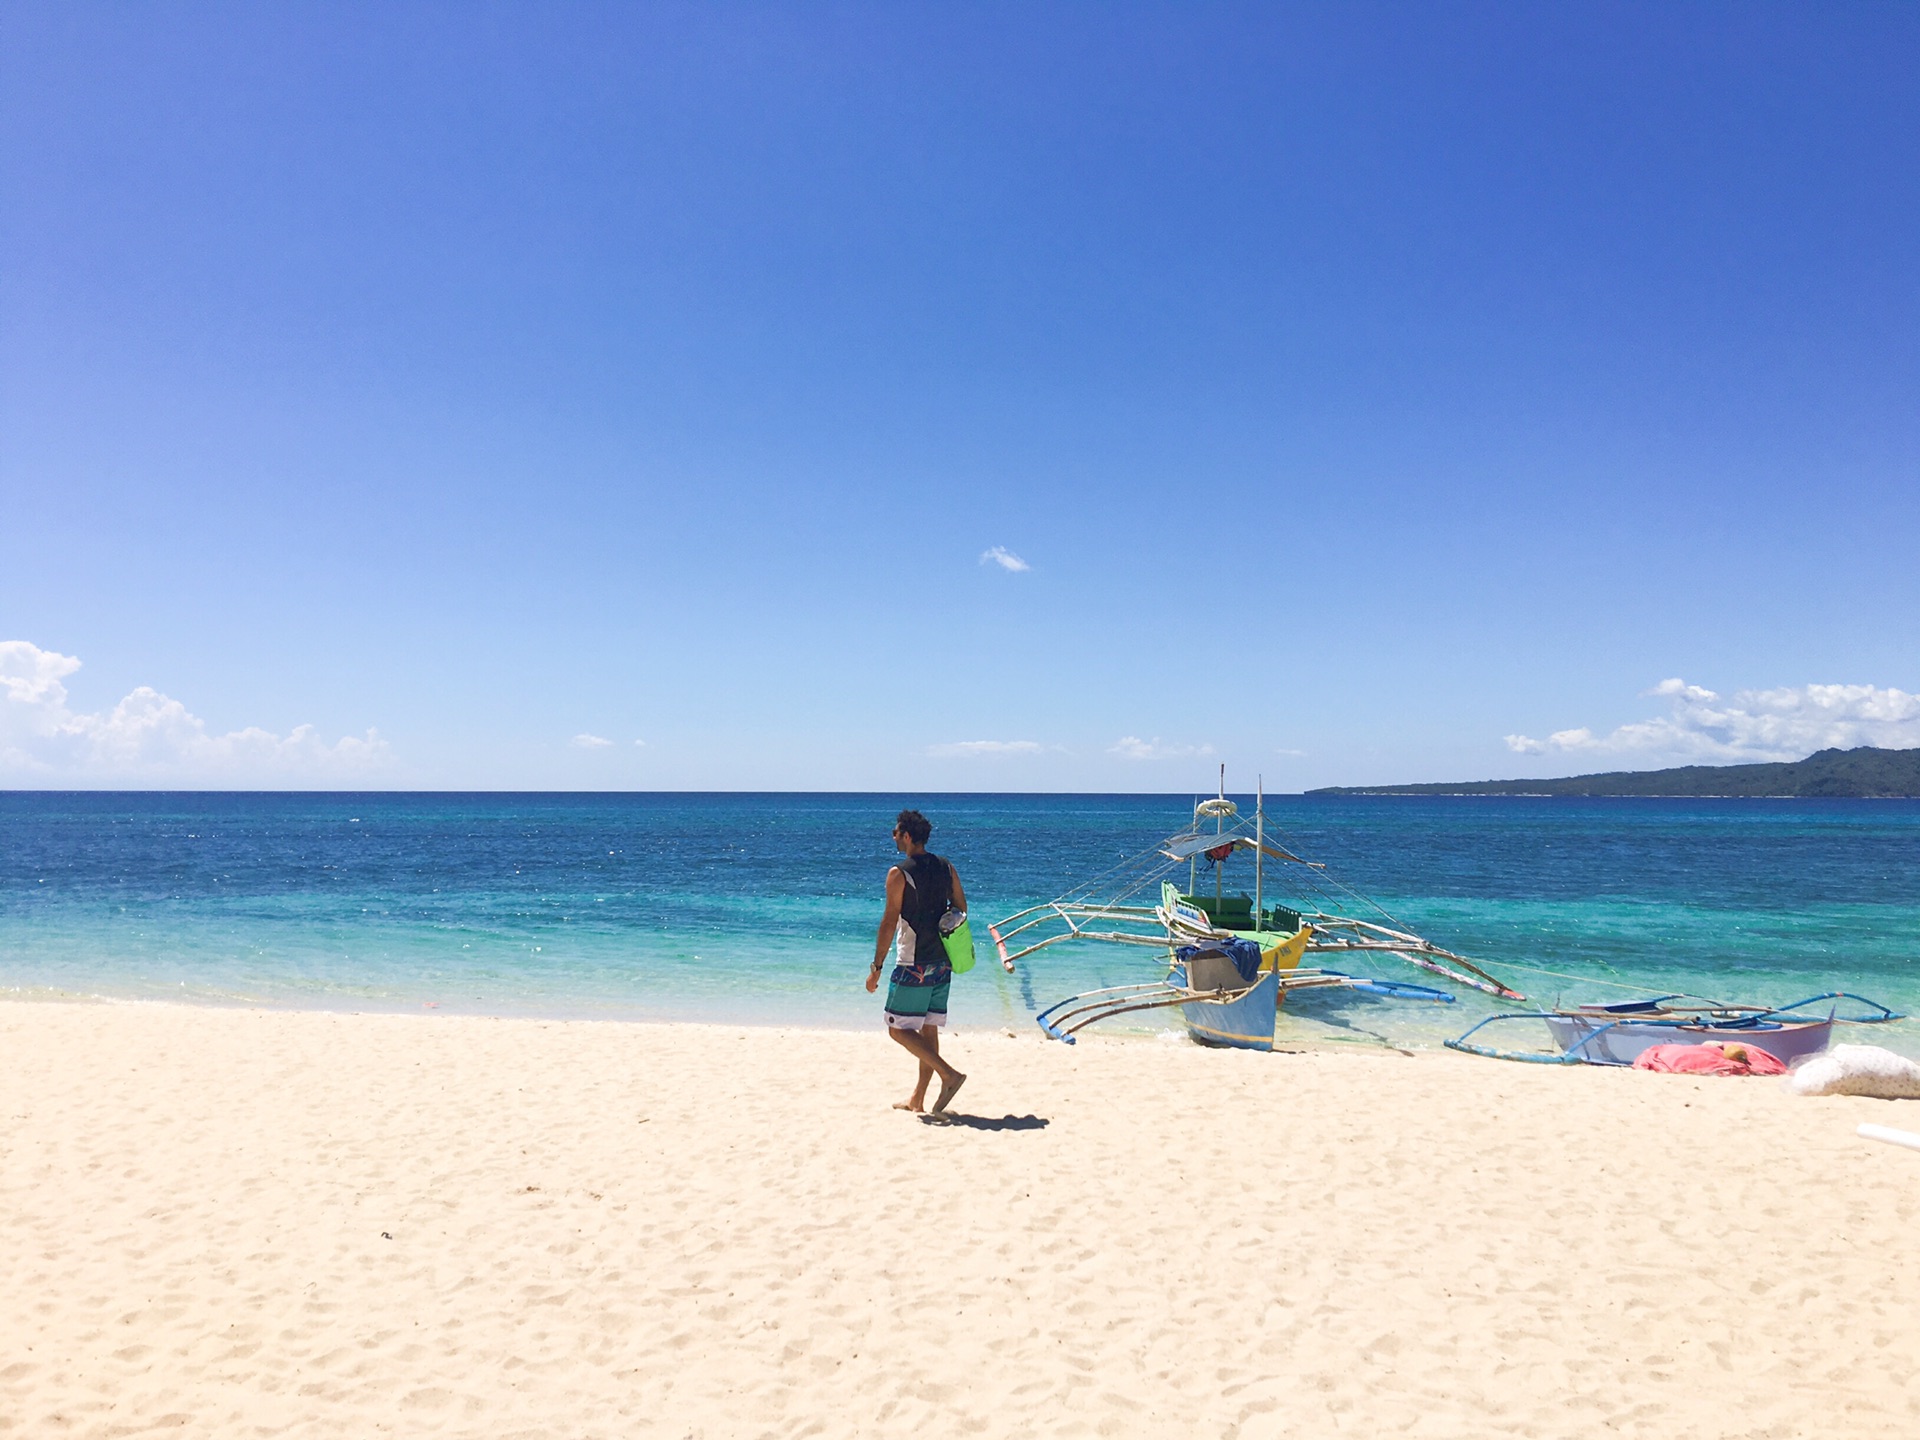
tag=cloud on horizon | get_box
[1109,735,1215,761]
[1,640,390,784]
[928,739,1043,758]
[572,733,614,748]
[1505,678,1920,763]
[979,546,1030,573]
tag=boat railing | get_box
[1445,991,1903,1065]
[1760,991,1904,1023]
[1034,981,1238,1044]
[1298,913,1525,1000]
[1566,991,1903,1026]
[1444,1012,1634,1065]
[989,898,1527,1004]
[1033,968,1435,1044]
[988,900,1196,971]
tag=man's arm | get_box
[948,862,967,914]
[867,867,906,993]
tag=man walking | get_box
[866,808,968,1114]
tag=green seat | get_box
[1265,906,1303,933]
[1182,894,1303,935]
[1183,893,1256,929]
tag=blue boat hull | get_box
[1169,963,1278,1051]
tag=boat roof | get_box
[1158,831,1316,866]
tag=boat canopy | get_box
[1158,831,1320,867]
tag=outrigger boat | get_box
[991,771,1524,1052]
[1446,992,1903,1066]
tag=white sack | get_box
[1782,1044,1920,1099]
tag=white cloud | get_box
[1109,736,1215,761]
[1,640,391,784]
[979,546,1030,573]
[633,738,647,747]
[928,739,1043,758]
[572,733,614,748]
[1504,678,1920,764]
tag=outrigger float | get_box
[990,771,1524,1052]
[1446,992,1904,1066]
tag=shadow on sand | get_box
[919,1112,1050,1131]
[1276,984,1433,1056]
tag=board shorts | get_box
[885,917,951,1031]
[884,976,950,1031]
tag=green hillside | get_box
[1308,746,1920,798]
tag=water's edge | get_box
[5,792,1917,1056]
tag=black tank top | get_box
[896,851,953,968]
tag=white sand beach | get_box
[2,1000,1915,1438]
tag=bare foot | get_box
[932,1071,967,1114]
[892,1098,925,1112]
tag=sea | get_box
[3,791,1917,1057]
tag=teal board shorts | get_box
[884,976,950,1031]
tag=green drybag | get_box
[940,913,976,974]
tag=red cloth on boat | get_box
[1632,1042,1788,1076]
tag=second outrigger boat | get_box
[1446,992,1903,1066]
[991,771,1524,1051]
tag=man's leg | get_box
[912,1028,941,1108]
[888,1024,966,1114]
[888,1023,961,1096]
[889,1024,936,1111]
[925,982,963,1113]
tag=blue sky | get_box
[4,2,1918,789]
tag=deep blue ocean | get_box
[3,792,1916,1055]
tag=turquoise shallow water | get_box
[2,792,1917,1055]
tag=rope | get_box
[1018,805,1534,1000]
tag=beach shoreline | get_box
[3,998,1915,1437]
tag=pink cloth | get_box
[1632,1042,1788,1076]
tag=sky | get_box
[4,1,1918,790]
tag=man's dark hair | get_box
[895,809,932,845]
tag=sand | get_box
[2,1000,1915,1438]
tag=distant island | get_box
[1308,745,1920,798]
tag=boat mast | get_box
[1255,773,1263,928]
[1215,764,1225,905]
[1188,792,1197,895]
